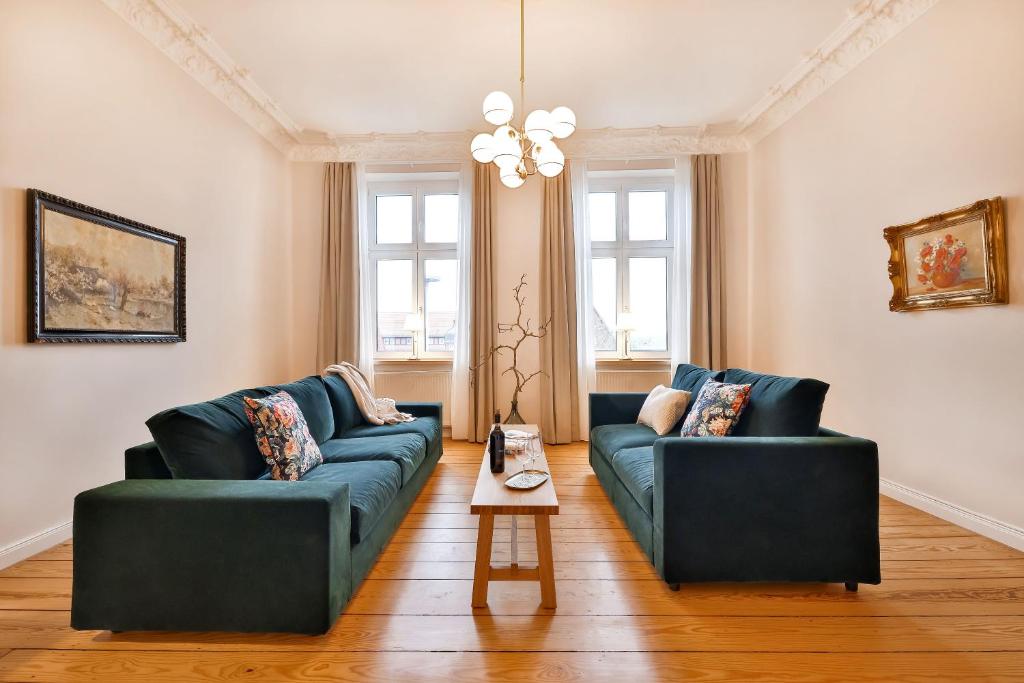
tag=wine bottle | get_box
[489,412,505,474]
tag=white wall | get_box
[290,162,323,378]
[742,0,1024,535]
[0,0,293,565]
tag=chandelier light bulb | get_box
[535,141,565,177]
[491,125,521,167]
[470,133,496,163]
[499,166,526,188]
[550,106,576,139]
[524,109,554,143]
[482,91,514,125]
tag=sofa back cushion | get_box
[147,387,276,480]
[723,368,829,437]
[323,374,366,437]
[145,377,335,480]
[670,363,725,428]
[271,376,334,444]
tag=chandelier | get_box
[469,0,576,188]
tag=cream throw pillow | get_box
[637,384,692,436]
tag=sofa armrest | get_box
[72,479,352,634]
[653,436,880,585]
[589,392,649,432]
[124,441,171,480]
[397,401,443,424]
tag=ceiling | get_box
[175,0,853,136]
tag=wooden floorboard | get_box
[2,651,1023,683]
[0,438,1022,682]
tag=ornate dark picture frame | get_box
[884,197,1007,313]
[28,189,186,343]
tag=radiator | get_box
[596,369,670,393]
[375,369,452,426]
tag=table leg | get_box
[534,514,556,609]
[510,515,518,567]
[472,512,495,608]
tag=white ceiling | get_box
[175,0,853,136]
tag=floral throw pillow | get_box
[243,391,323,481]
[679,380,752,438]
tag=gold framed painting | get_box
[883,197,1007,312]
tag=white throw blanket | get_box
[322,362,415,426]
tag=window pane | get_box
[424,194,458,243]
[591,257,617,351]
[375,195,413,244]
[628,257,667,351]
[588,192,616,241]
[376,259,413,353]
[424,259,457,353]
[628,191,667,241]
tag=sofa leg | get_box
[844,582,858,592]
[668,583,680,591]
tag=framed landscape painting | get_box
[28,189,186,342]
[883,197,1007,312]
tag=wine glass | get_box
[520,433,539,472]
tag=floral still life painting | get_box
[884,198,1007,312]
[28,190,186,342]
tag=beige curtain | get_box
[315,162,360,371]
[468,162,499,442]
[539,162,580,444]
[690,154,726,369]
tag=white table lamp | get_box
[403,311,424,359]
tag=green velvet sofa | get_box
[589,364,881,591]
[71,375,442,634]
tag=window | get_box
[587,177,674,358]
[368,179,459,358]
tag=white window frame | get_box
[588,176,674,360]
[367,179,459,360]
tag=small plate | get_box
[504,469,550,490]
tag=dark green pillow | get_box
[272,376,334,444]
[723,368,829,437]
[147,387,275,480]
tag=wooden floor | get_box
[1,440,1023,682]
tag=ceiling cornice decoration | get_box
[738,0,939,143]
[289,125,748,163]
[103,0,937,160]
[100,0,301,152]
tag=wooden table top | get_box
[469,424,559,516]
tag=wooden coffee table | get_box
[469,424,559,608]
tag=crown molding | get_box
[103,0,937,160]
[288,125,748,163]
[738,0,939,143]
[100,0,301,152]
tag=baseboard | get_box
[881,478,1024,552]
[0,521,73,570]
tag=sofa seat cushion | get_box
[343,418,442,460]
[319,434,427,486]
[611,447,655,516]
[590,424,660,467]
[299,461,402,545]
[723,369,829,437]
